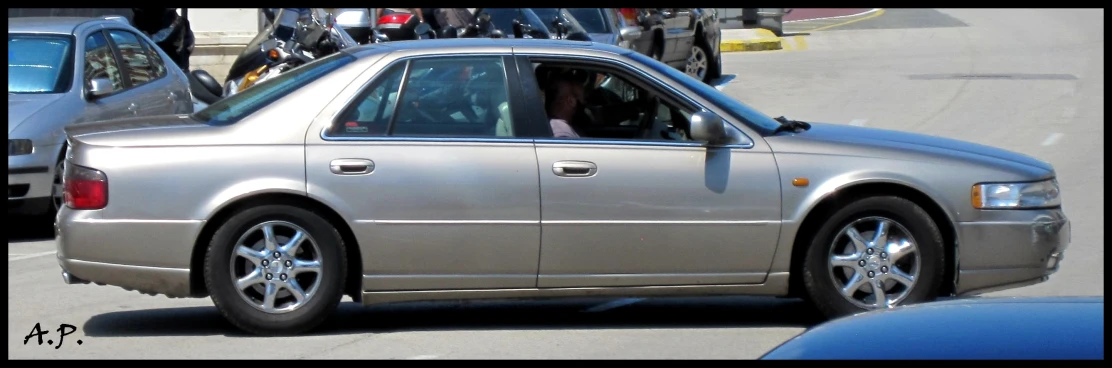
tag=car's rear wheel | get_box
[801,196,944,319]
[685,42,712,82]
[204,204,347,335]
[51,159,65,214]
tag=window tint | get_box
[84,32,125,91]
[391,56,515,137]
[107,30,158,87]
[329,62,406,137]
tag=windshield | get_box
[193,52,355,126]
[534,8,610,34]
[627,52,783,134]
[8,34,75,94]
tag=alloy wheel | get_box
[827,216,921,309]
[685,45,709,80]
[230,220,324,314]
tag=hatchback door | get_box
[305,54,546,292]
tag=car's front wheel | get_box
[204,204,347,335]
[801,195,945,319]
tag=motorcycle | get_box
[374,10,437,41]
[190,8,363,110]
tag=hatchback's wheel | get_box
[685,43,711,82]
[801,196,944,319]
[204,205,347,335]
[51,159,65,213]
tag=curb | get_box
[719,28,783,52]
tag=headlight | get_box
[971,179,1061,209]
[8,139,33,156]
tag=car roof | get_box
[345,38,635,58]
[7,16,112,35]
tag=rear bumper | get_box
[954,208,1070,295]
[55,208,203,297]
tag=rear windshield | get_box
[193,52,356,126]
[8,34,75,94]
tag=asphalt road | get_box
[8,9,1104,359]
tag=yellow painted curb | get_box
[719,28,783,52]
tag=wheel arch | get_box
[188,191,364,303]
[786,180,960,299]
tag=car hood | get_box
[765,122,1053,172]
[9,93,64,134]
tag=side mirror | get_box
[689,111,728,144]
[86,78,115,98]
[619,26,642,41]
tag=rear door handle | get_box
[168,91,177,101]
[128,103,139,114]
[330,159,375,175]
[552,161,597,177]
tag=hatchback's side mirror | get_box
[689,111,728,144]
[619,25,642,41]
[87,78,115,98]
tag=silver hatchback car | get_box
[8,16,192,217]
[57,39,1070,336]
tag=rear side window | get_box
[107,29,159,87]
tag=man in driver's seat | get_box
[545,72,588,138]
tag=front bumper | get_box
[954,208,1070,295]
[8,142,62,215]
[55,207,203,298]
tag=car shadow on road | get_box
[7,215,55,243]
[82,296,824,337]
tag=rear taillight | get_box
[620,8,639,22]
[63,163,108,210]
[377,13,413,25]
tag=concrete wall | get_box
[187,8,259,82]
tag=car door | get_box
[518,54,783,288]
[662,8,698,63]
[104,28,177,116]
[136,33,193,114]
[79,29,135,121]
[305,54,547,292]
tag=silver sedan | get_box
[56,38,1071,336]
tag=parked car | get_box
[8,16,192,218]
[761,296,1103,360]
[57,39,1069,336]
[332,8,373,44]
[612,8,722,83]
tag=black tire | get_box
[204,204,347,336]
[801,195,945,319]
[651,32,664,61]
[706,44,722,80]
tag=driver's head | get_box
[545,72,586,121]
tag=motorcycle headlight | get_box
[972,179,1061,209]
[9,139,33,156]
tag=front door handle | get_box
[329,159,375,175]
[552,161,597,177]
